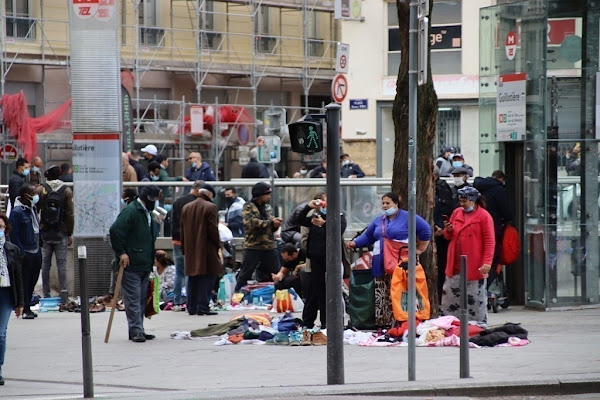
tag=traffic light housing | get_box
[288,121,323,154]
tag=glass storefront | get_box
[479,0,600,308]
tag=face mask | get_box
[226,197,234,206]
[463,205,474,213]
[23,168,30,176]
[192,162,197,168]
[448,153,455,160]
[121,198,127,206]
[384,207,396,216]
[453,177,464,186]
[151,175,159,181]
[155,200,160,209]
[32,166,40,173]
[342,160,350,166]
[321,208,327,215]
[452,161,463,168]
[31,194,40,205]
[164,204,173,212]
[300,169,308,175]
[144,199,156,212]
[0,229,5,240]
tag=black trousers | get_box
[302,257,326,329]
[235,248,280,292]
[22,251,42,313]
[435,236,448,305]
[187,275,216,315]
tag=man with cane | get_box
[108,185,161,343]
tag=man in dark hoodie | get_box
[8,157,30,207]
[234,182,282,292]
[433,166,454,303]
[474,170,514,282]
[241,148,270,179]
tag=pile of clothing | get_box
[343,316,529,348]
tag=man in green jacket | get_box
[156,155,186,201]
[109,185,161,343]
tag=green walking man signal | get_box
[288,121,323,154]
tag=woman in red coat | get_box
[442,186,495,325]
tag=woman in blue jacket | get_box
[347,192,431,327]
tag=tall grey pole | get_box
[325,103,344,385]
[407,0,419,382]
[78,246,94,398]
[460,255,471,378]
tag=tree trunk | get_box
[391,0,439,311]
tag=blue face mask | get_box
[463,205,474,213]
[151,175,159,181]
[0,229,5,240]
[22,168,30,176]
[452,161,463,168]
[192,162,197,168]
[321,208,327,215]
[32,166,40,173]
[164,204,173,212]
[384,207,396,216]
[121,198,127,206]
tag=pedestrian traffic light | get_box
[288,121,323,154]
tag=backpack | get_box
[41,183,67,228]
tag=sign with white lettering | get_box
[496,73,526,141]
[349,99,368,110]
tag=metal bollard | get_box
[78,246,94,398]
[459,254,471,379]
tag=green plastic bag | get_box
[145,274,160,319]
[347,269,376,330]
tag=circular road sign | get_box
[238,125,250,145]
[331,74,348,103]
[0,144,18,163]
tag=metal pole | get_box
[325,103,344,385]
[460,255,471,378]
[407,0,419,383]
[78,246,94,398]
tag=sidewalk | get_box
[1,305,599,399]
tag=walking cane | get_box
[104,263,125,343]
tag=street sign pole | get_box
[408,0,419,382]
[325,103,344,385]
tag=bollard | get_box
[78,246,94,398]
[459,254,471,379]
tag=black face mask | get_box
[143,198,156,212]
[226,197,235,206]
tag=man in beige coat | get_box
[180,184,221,316]
[122,153,137,182]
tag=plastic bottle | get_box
[259,296,264,307]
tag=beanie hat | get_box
[457,186,480,202]
[252,182,272,199]
[200,183,216,198]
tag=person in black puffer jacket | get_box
[298,198,346,329]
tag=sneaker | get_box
[163,302,173,311]
[312,331,327,346]
[289,331,302,346]
[274,332,290,345]
[172,304,186,312]
[22,312,35,320]
[301,330,312,346]
[0,376,4,385]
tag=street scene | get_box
[1,0,599,399]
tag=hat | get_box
[141,144,158,156]
[44,165,61,180]
[140,185,161,201]
[200,183,216,199]
[443,147,456,153]
[452,153,464,160]
[451,167,470,175]
[457,186,480,202]
[252,182,272,199]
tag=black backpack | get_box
[41,183,66,228]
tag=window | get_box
[199,1,221,50]
[256,6,276,53]
[307,11,324,57]
[139,0,164,46]
[387,3,400,76]
[430,0,462,75]
[435,106,461,155]
[5,0,35,39]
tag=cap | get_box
[141,144,158,156]
[252,182,272,199]
[457,186,480,202]
[200,183,216,199]
[44,165,61,179]
[443,147,456,153]
[452,153,464,160]
[451,167,470,175]
[140,185,161,201]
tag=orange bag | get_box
[501,225,520,265]
[274,290,294,312]
[390,263,430,322]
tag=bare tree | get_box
[391,0,439,309]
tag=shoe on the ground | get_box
[289,331,302,346]
[301,330,312,346]
[162,302,173,311]
[312,331,327,346]
[143,333,155,340]
[274,332,290,345]
[198,311,218,315]
[22,312,35,320]
[130,333,146,343]
[0,376,4,385]
[171,304,185,312]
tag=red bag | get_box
[501,225,520,265]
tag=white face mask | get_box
[453,177,464,186]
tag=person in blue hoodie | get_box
[9,183,41,320]
[186,152,215,182]
[224,187,245,237]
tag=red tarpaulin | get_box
[0,91,71,160]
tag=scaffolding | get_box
[0,0,339,178]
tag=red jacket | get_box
[443,206,495,281]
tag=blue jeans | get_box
[172,244,186,305]
[0,287,14,378]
